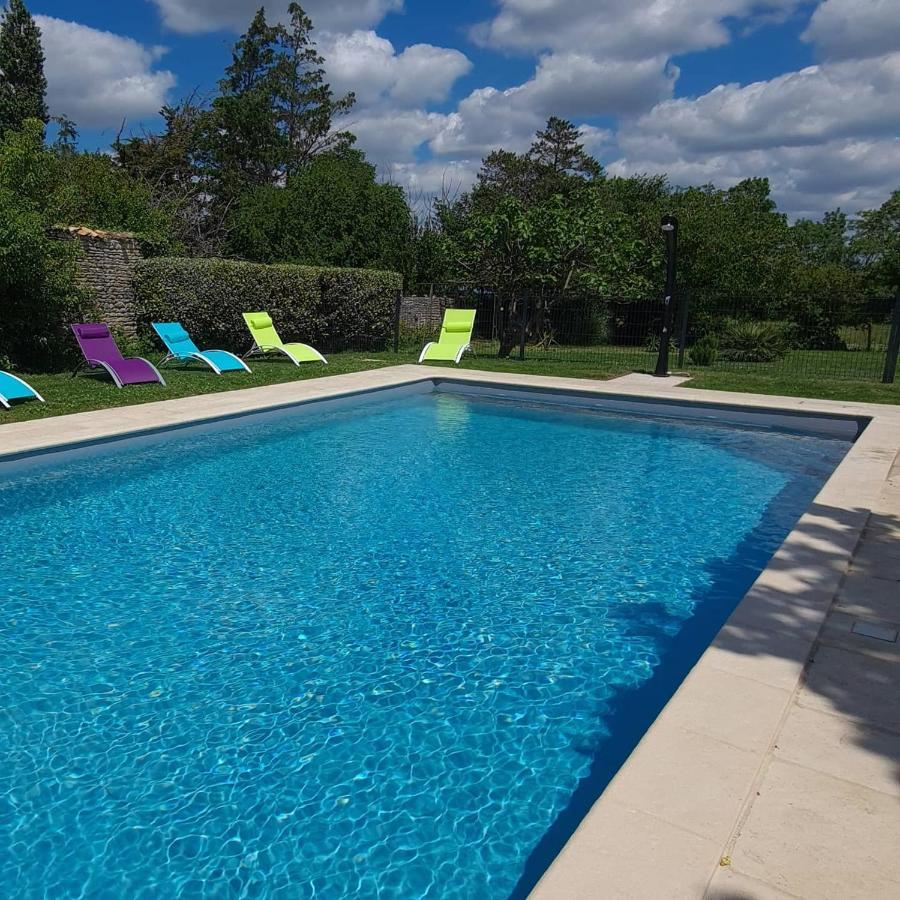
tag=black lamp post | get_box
[654,214,678,377]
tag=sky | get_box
[25,0,900,219]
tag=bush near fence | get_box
[133,258,402,353]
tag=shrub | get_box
[689,334,718,366]
[0,120,95,372]
[132,257,402,354]
[718,319,789,363]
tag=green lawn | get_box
[682,370,900,404]
[3,344,898,424]
[0,353,402,424]
[1,350,645,424]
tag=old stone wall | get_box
[51,227,144,335]
[400,294,451,329]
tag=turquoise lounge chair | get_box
[0,370,44,408]
[153,322,251,374]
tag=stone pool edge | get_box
[3,364,899,898]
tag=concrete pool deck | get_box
[2,364,899,898]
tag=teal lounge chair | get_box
[153,322,251,374]
[0,371,44,408]
[419,308,476,364]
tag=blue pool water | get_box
[1,391,848,898]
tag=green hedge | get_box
[132,257,402,354]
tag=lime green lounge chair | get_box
[242,312,327,366]
[419,309,476,364]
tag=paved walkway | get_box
[607,372,691,389]
[707,454,900,899]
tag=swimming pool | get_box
[1,387,850,898]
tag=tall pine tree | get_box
[272,3,355,175]
[210,8,285,204]
[209,3,355,203]
[0,0,48,138]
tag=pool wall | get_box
[3,364,899,899]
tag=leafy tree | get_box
[50,113,77,156]
[0,0,47,138]
[436,119,651,296]
[851,190,900,295]
[0,119,92,370]
[209,8,286,205]
[791,210,851,268]
[667,178,794,311]
[227,148,411,273]
[116,96,221,254]
[49,152,179,253]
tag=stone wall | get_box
[400,294,451,329]
[51,227,144,335]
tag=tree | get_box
[208,4,355,205]
[271,3,355,175]
[0,119,92,370]
[0,0,47,138]
[436,118,648,296]
[528,116,602,181]
[116,95,221,254]
[851,190,900,295]
[50,113,77,156]
[209,8,286,205]
[227,148,412,273]
[791,210,851,268]
[49,151,179,253]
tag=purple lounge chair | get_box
[71,323,166,388]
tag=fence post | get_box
[393,288,402,354]
[675,290,690,368]
[881,289,900,384]
[519,292,529,361]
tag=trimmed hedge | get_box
[132,257,402,354]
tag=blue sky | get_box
[26,0,900,217]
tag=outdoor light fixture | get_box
[654,215,679,377]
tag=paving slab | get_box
[773,705,900,798]
[799,644,900,732]
[606,372,691,388]
[529,802,719,900]
[835,570,900,623]
[706,868,803,900]
[726,760,900,899]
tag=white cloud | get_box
[620,53,900,155]
[610,49,900,216]
[321,31,471,107]
[610,137,900,219]
[36,16,175,128]
[150,0,402,34]
[386,159,479,203]
[472,0,804,58]
[347,108,450,164]
[429,52,675,158]
[802,0,900,61]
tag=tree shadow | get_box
[510,486,900,899]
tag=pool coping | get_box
[3,364,900,898]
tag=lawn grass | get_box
[1,350,642,424]
[3,343,899,425]
[0,353,403,424]
[682,369,900,404]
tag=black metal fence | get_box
[399,284,900,383]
